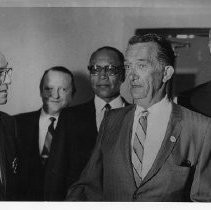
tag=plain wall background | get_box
[1,5,211,114]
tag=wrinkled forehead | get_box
[90,50,122,66]
[0,52,8,69]
[125,42,158,62]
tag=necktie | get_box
[41,117,56,162]
[132,110,148,187]
[104,103,111,112]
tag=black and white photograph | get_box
[0,0,211,209]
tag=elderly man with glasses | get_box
[0,51,19,200]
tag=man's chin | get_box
[44,104,62,115]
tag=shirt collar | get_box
[135,96,170,117]
[94,95,124,113]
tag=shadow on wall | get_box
[72,70,94,106]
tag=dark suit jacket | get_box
[15,104,98,201]
[66,103,211,201]
[0,112,19,201]
[178,81,211,117]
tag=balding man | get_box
[15,66,76,201]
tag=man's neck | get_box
[42,107,60,117]
[134,91,166,109]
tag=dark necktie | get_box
[132,110,148,187]
[41,117,56,163]
[104,103,111,112]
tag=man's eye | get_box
[137,63,146,69]
[124,64,131,70]
[44,87,52,91]
[61,88,67,92]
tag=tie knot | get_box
[104,103,111,111]
[49,117,56,128]
[141,110,148,117]
[49,117,56,123]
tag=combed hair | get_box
[39,66,76,96]
[128,33,176,100]
[128,33,175,68]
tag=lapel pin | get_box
[170,136,176,143]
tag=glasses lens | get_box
[88,65,99,75]
[88,65,121,76]
[106,65,120,76]
[0,68,12,83]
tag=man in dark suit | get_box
[0,52,19,200]
[68,46,128,136]
[66,34,211,201]
[61,46,128,194]
[178,29,211,117]
[15,66,77,201]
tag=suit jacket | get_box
[15,104,98,201]
[178,81,211,117]
[66,103,211,201]
[0,111,19,201]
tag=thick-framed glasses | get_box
[0,67,13,83]
[88,65,123,76]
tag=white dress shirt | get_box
[131,96,172,179]
[39,109,59,154]
[95,95,126,130]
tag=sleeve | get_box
[65,114,109,201]
[190,120,211,201]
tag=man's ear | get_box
[162,66,174,83]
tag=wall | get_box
[1,6,211,114]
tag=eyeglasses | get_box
[0,67,13,84]
[88,65,123,76]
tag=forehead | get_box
[44,70,72,86]
[91,50,121,65]
[125,42,157,62]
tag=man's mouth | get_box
[97,84,110,88]
[131,84,142,88]
[48,100,61,103]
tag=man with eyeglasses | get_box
[67,46,128,132]
[63,46,128,199]
[15,66,77,201]
[0,52,19,200]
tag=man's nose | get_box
[128,68,139,81]
[51,89,60,99]
[99,68,108,79]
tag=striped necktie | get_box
[132,110,148,187]
[41,117,56,163]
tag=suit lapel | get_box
[140,103,183,186]
[117,105,137,186]
[34,110,41,156]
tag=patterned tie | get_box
[41,117,56,162]
[132,110,148,187]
